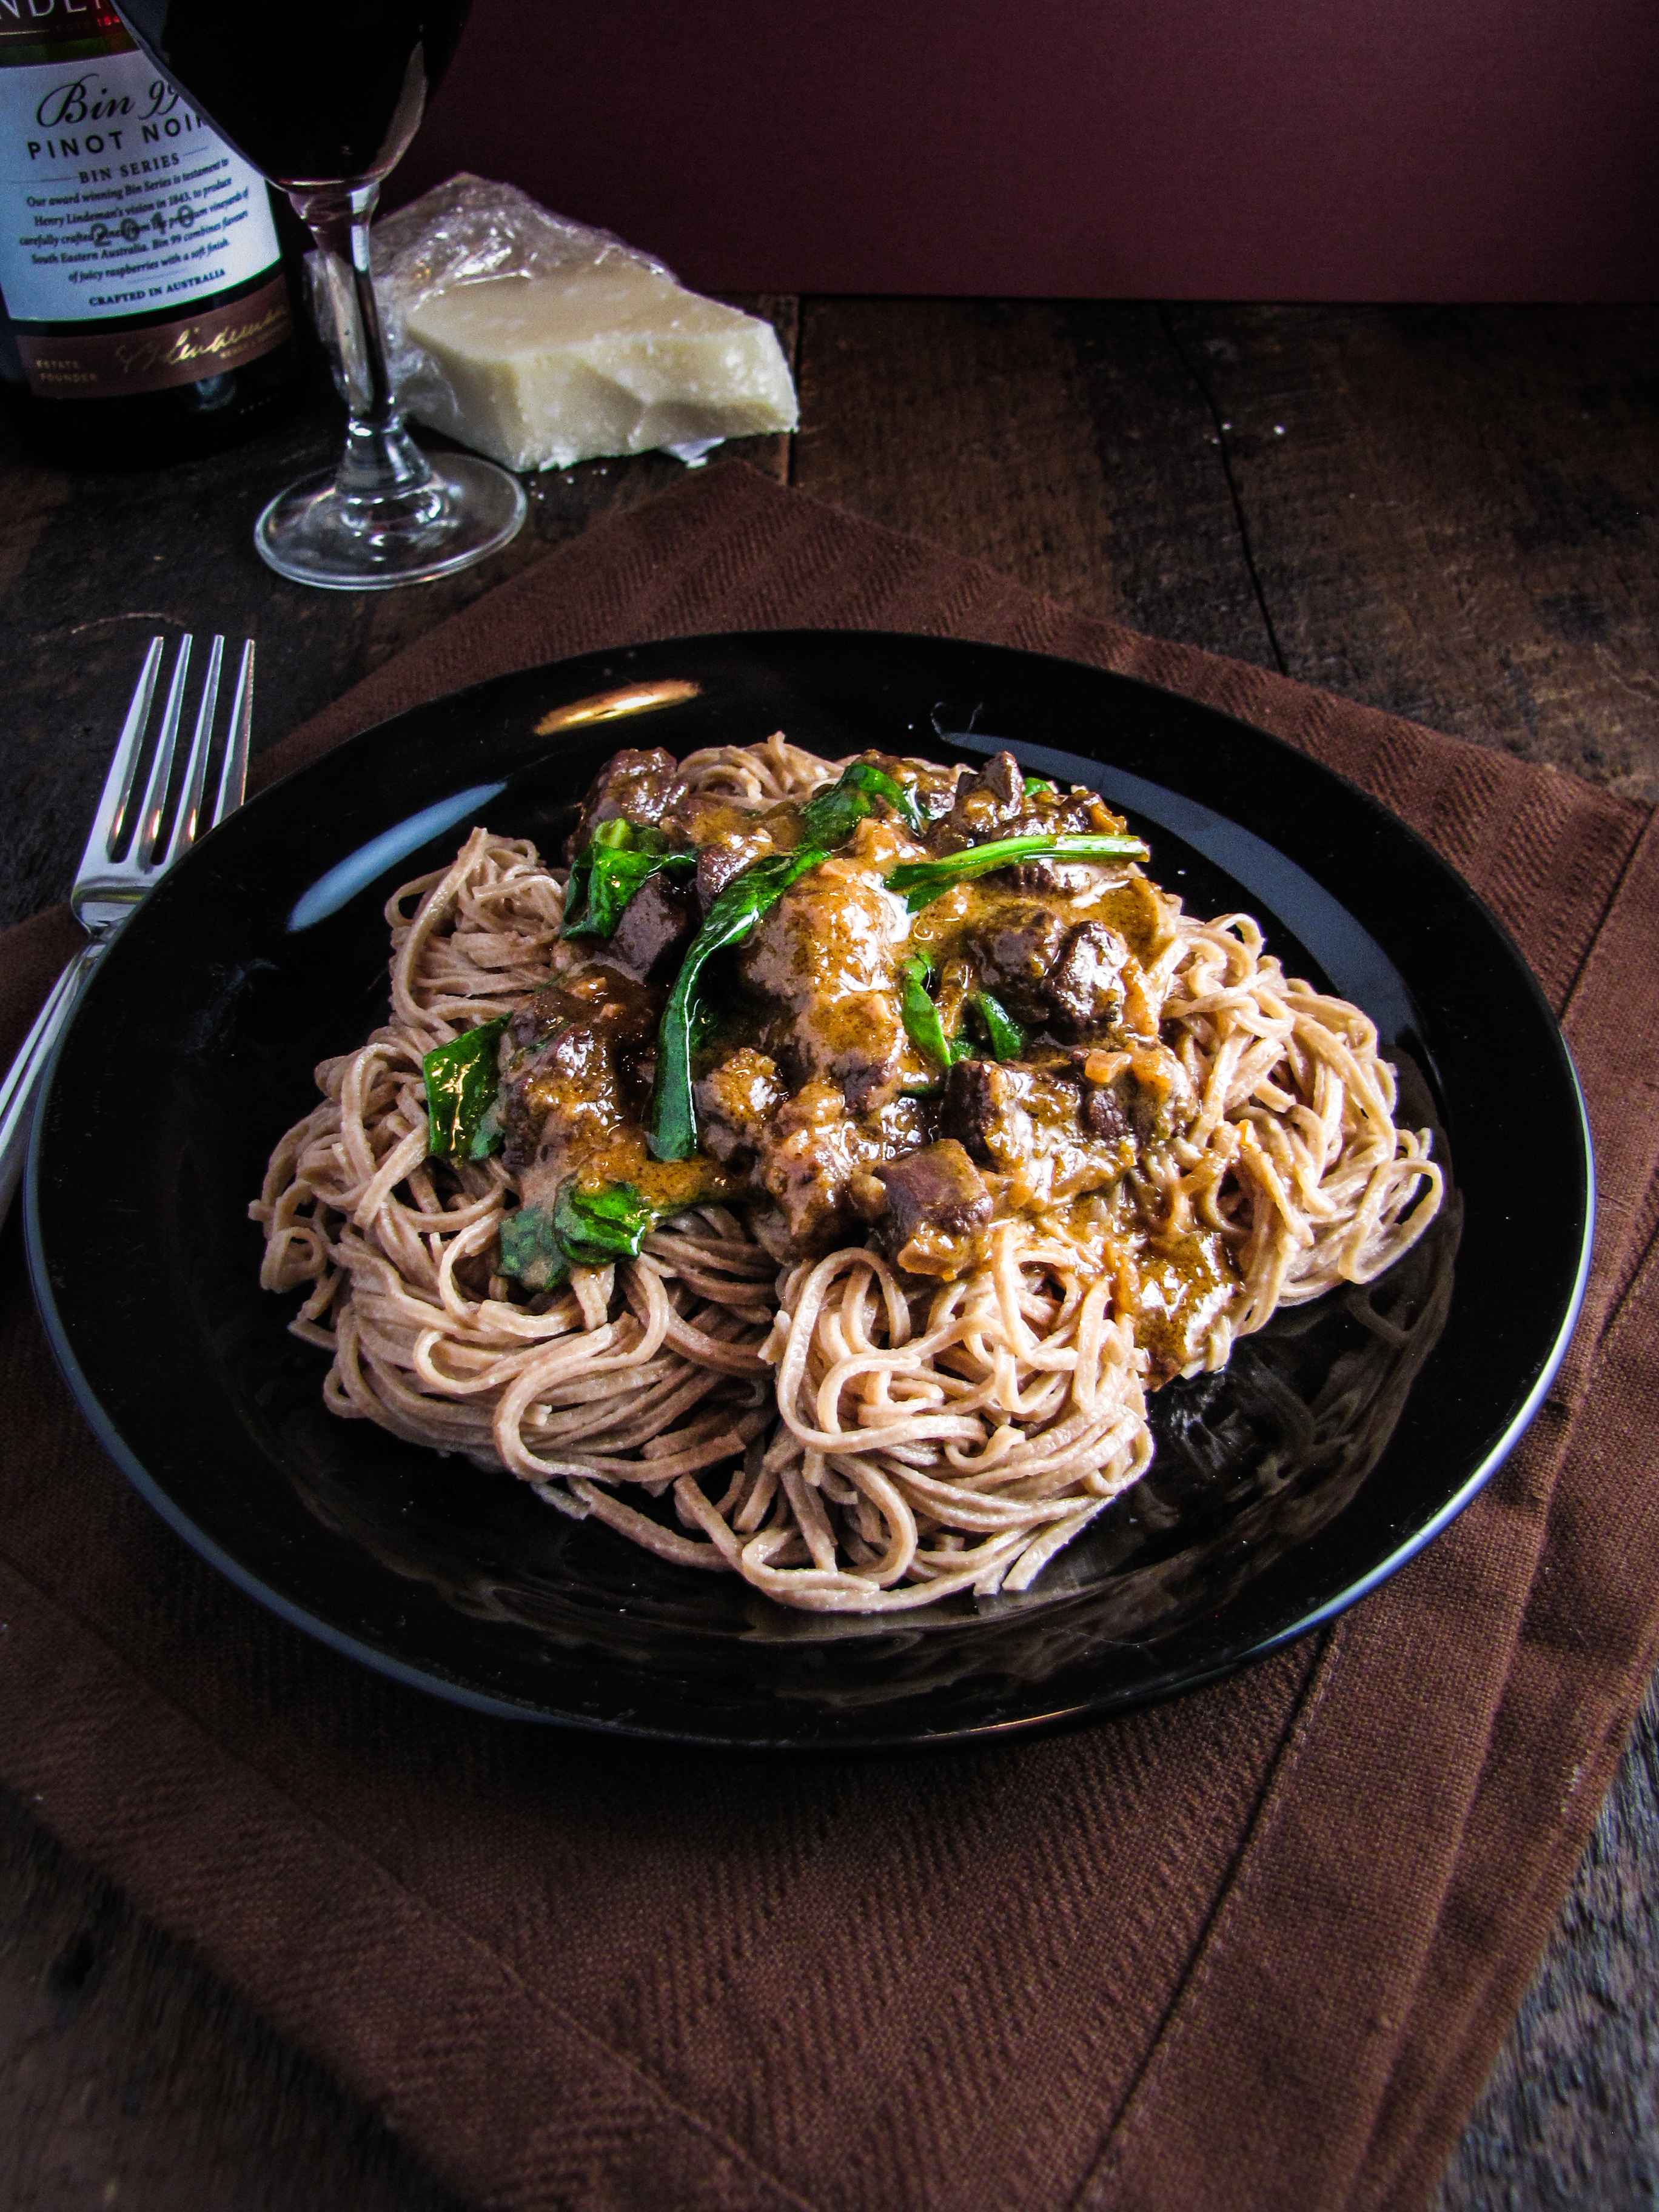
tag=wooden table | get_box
[3,298,1657,2208]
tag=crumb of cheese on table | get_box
[401,262,799,471]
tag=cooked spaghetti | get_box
[253,732,1443,1612]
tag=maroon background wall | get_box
[396,0,1659,300]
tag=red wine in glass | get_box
[112,0,525,589]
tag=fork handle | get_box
[0,940,104,1231]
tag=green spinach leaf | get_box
[562,819,696,941]
[551,1179,661,1266]
[497,1200,570,1292]
[423,1016,509,1159]
[885,831,1148,910]
[899,955,971,1070]
[649,845,826,1160]
[498,1174,720,1289]
[799,760,925,846]
[969,990,1026,1061]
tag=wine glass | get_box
[110,0,525,591]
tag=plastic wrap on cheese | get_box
[307,174,798,472]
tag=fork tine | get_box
[88,635,164,864]
[135,635,192,870]
[166,634,224,862]
[211,639,255,828]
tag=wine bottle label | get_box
[0,41,290,395]
[13,264,289,395]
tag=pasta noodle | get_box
[253,737,1442,1613]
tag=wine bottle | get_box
[0,0,304,466]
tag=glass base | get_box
[254,451,527,591]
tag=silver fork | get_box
[0,633,255,1226]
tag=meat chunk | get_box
[1044,920,1131,1034]
[736,850,908,1107]
[971,900,1130,1037]
[874,1141,992,1252]
[931,755,1121,858]
[1006,853,1104,894]
[938,1058,999,1167]
[659,789,796,918]
[1067,1043,1192,1150]
[973,899,1071,1028]
[974,751,1024,807]
[606,873,694,984]
[939,1056,1130,1205]
[695,1048,789,1168]
[696,830,774,913]
[507,968,658,1054]
[936,751,1027,850]
[568,747,682,855]
[902,756,965,824]
[746,1082,929,1256]
[499,968,659,1176]
[1080,1082,1131,1145]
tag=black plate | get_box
[25,632,1592,1749]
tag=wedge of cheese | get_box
[401,261,798,471]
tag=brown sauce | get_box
[502,744,1242,1371]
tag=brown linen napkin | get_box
[2,459,1657,2212]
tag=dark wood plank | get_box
[793,296,1278,665]
[796,297,1659,805]
[1433,1676,1659,2211]
[1159,301,1659,801]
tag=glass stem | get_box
[289,181,443,524]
